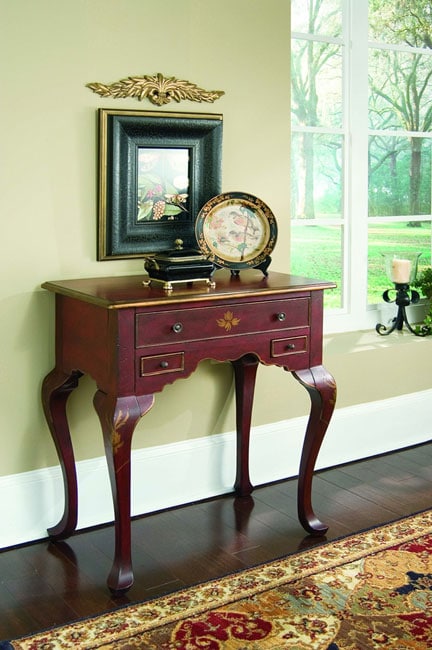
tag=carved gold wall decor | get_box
[86,72,224,106]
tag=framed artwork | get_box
[97,109,223,259]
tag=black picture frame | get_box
[98,109,223,259]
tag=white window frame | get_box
[291,0,432,335]
[327,0,369,334]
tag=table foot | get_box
[108,562,134,595]
[93,390,155,593]
[42,368,83,539]
[292,365,337,536]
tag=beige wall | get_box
[1,0,431,479]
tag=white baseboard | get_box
[1,389,431,549]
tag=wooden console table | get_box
[41,270,336,593]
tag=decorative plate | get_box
[195,192,277,271]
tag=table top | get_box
[41,270,336,309]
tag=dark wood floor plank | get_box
[3,575,78,631]
[380,453,424,475]
[0,441,431,642]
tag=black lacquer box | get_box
[143,239,216,291]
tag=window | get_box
[291,0,432,332]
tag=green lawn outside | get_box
[290,221,432,308]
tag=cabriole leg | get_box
[93,390,154,593]
[232,355,259,497]
[41,368,82,539]
[292,365,337,536]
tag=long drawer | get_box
[135,298,310,348]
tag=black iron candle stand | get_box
[376,283,427,336]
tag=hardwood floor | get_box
[1,442,431,641]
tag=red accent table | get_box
[41,270,337,593]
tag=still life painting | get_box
[136,148,189,222]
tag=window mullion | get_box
[348,0,369,323]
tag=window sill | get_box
[324,326,431,356]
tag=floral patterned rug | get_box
[4,510,432,649]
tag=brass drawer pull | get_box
[277,312,286,321]
[172,322,183,333]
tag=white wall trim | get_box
[1,389,431,549]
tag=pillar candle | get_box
[391,258,411,284]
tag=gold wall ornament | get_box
[86,72,225,106]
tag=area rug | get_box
[4,510,432,649]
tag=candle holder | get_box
[376,252,427,336]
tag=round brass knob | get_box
[172,322,183,333]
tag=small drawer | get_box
[271,335,309,358]
[139,352,184,377]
